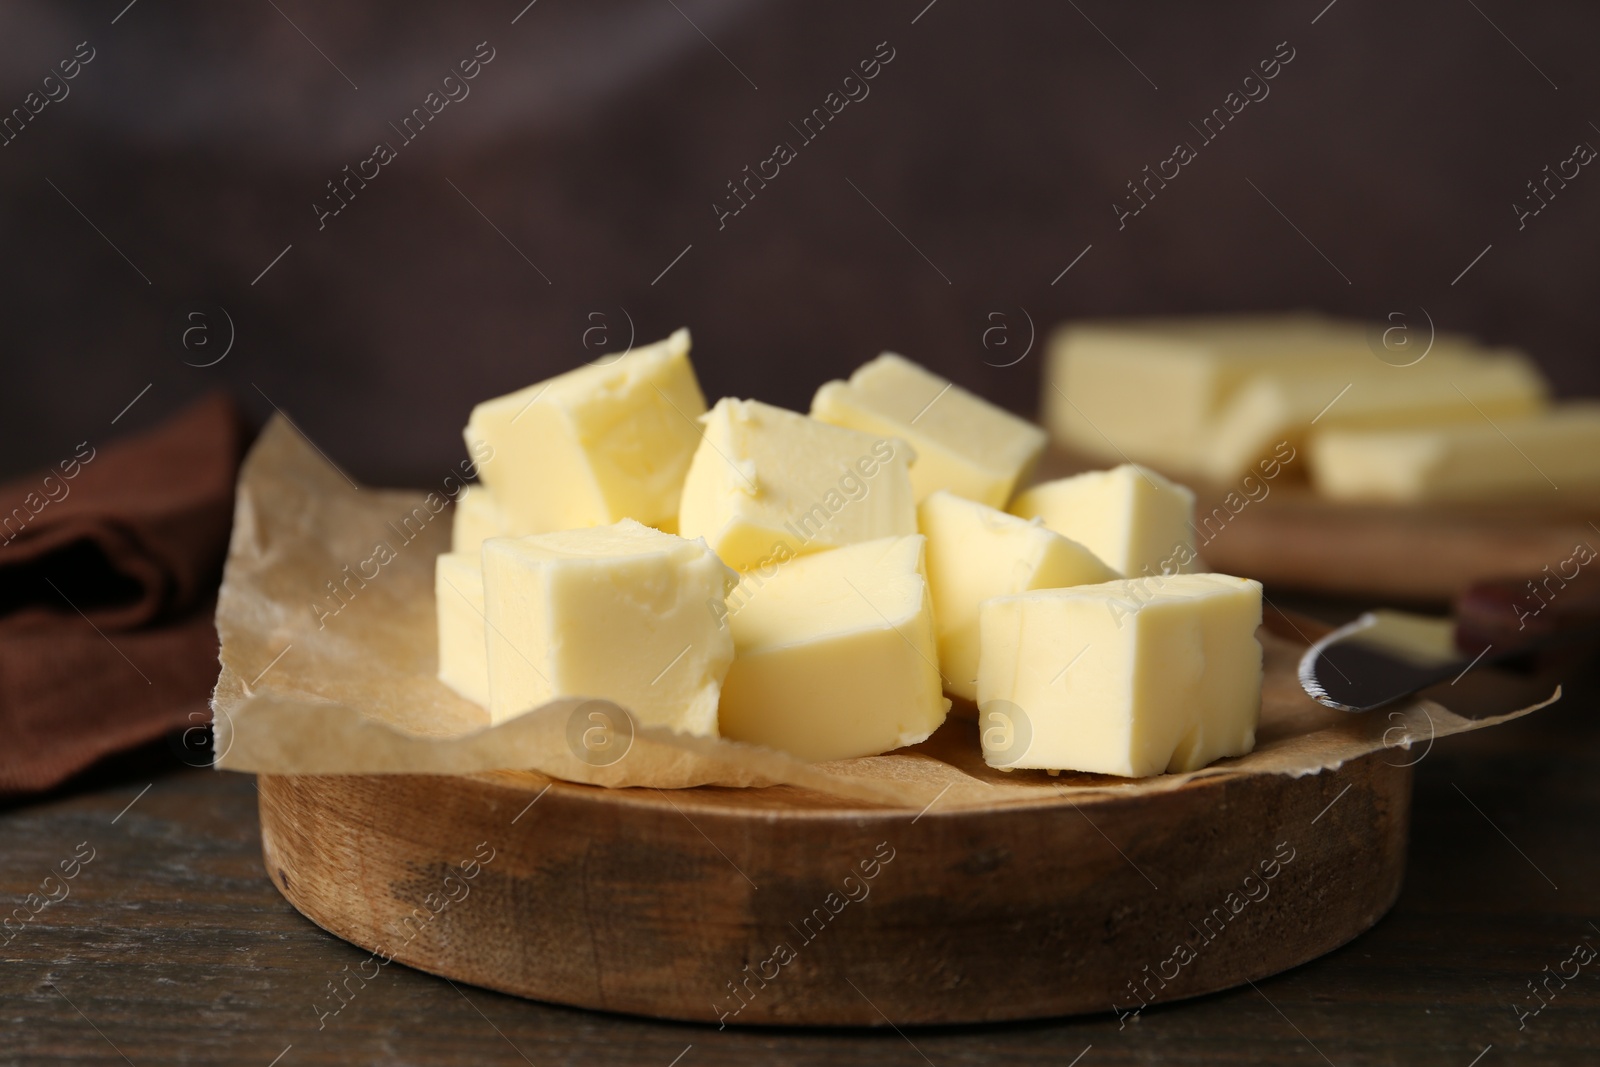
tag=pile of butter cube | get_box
[1046,313,1600,501]
[436,329,1264,779]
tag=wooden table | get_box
[4,632,1598,1066]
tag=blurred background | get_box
[1,0,1596,486]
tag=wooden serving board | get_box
[258,741,1410,1027]
[1039,447,1600,602]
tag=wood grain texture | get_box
[1194,490,1600,602]
[4,664,1600,1065]
[1037,447,1600,601]
[256,749,1410,1026]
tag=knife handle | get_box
[1455,556,1600,653]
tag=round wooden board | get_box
[258,749,1411,1027]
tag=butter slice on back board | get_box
[1043,314,1547,482]
[1200,353,1547,483]
[718,535,950,761]
[1044,314,1374,476]
[812,353,1047,508]
[1309,402,1600,502]
[978,573,1262,778]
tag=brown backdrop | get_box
[1,0,1595,485]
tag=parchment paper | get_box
[212,418,1554,809]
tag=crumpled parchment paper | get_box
[212,418,1553,809]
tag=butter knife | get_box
[1298,574,1600,713]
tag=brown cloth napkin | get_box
[0,392,250,796]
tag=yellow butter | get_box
[1043,314,1548,482]
[450,485,511,553]
[918,490,1118,701]
[464,329,707,534]
[677,397,917,571]
[1200,355,1547,482]
[481,519,736,731]
[1044,314,1370,475]
[718,535,950,760]
[435,551,489,708]
[811,353,1046,507]
[977,573,1262,777]
[1309,402,1600,502]
[1009,464,1196,578]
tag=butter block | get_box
[451,485,511,553]
[977,574,1262,777]
[1044,314,1373,476]
[1309,403,1600,502]
[1043,314,1548,481]
[918,491,1118,701]
[435,551,489,708]
[482,519,736,731]
[718,535,950,760]
[1009,464,1196,578]
[464,329,707,534]
[1199,354,1547,482]
[811,353,1047,507]
[678,398,917,571]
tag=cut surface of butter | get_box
[481,519,736,731]
[450,485,511,553]
[463,329,707,534]
[1309,403,1600,502]
[1009,464,1196,578]
[918,491,1118,701]
[435,551,489,708]
[718,535,950,761]
[677,397,917,571]
[977,573,1262,777]
[811,352,1046,507]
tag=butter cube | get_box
[977,574,1262,777]
[464,329,707,534]
[677,398,917,571]
[811,353,1047,507]
[450,485,510,553]
[718,535,950,761]
[435,551,489,707]
[1009,464,1196,578]
[1309,403,1600,502]
[918,491,1118,701]
[482,519,736,732]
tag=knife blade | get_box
[1299,610,1487,712]
[1298,573,1600,713]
